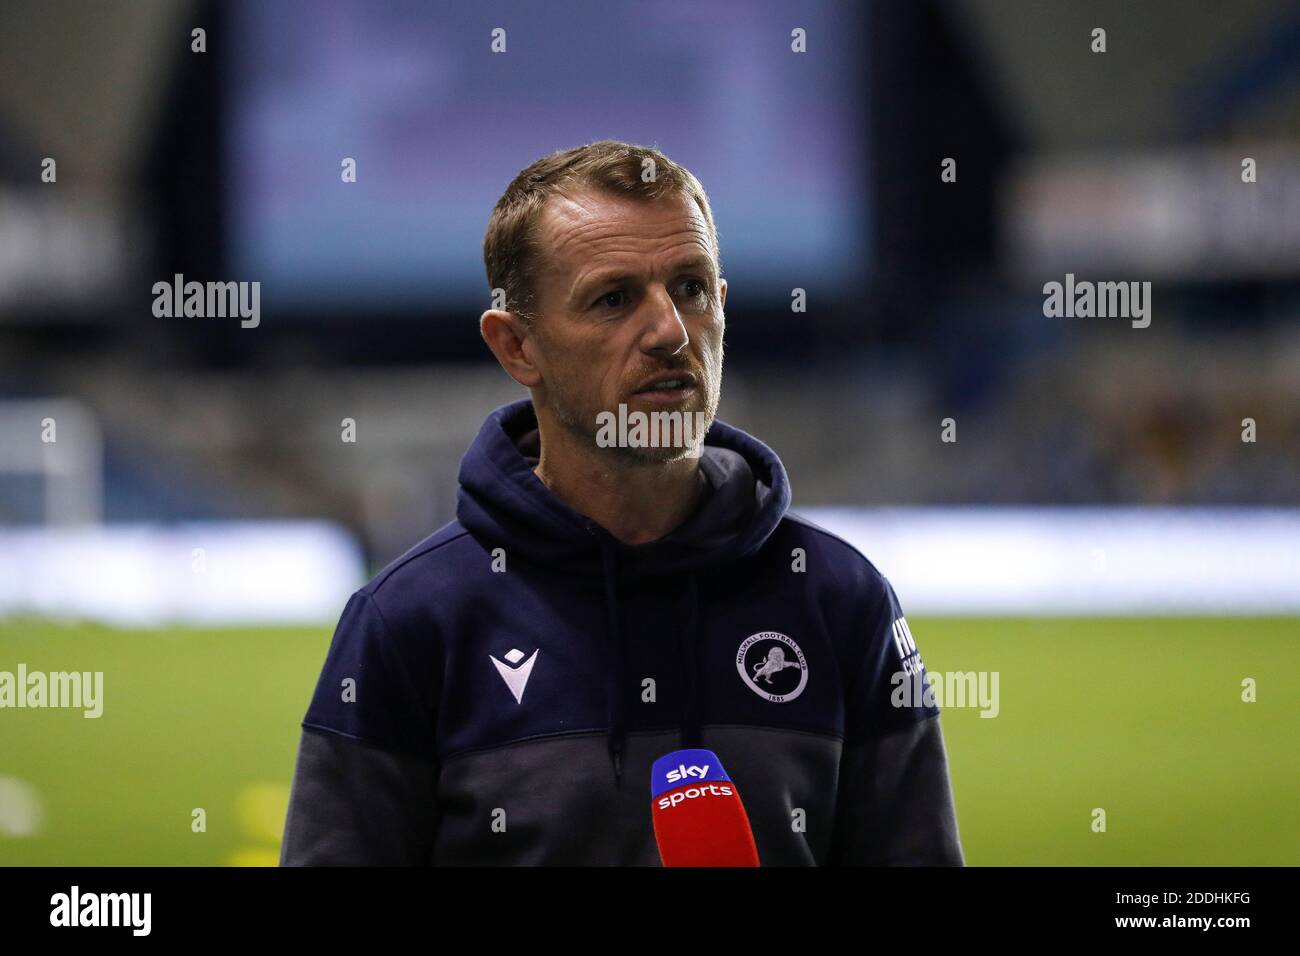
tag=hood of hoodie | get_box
[455,398,792,787]
[457,399,790,577]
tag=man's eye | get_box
[681,279,708,299]
[595,291,625,309]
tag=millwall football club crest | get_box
[736,631,807,702]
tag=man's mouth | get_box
[631,373,699,403]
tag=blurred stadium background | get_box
[1,0,1296,865]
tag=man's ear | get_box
[480,309,543,388]
[718,278,727,310]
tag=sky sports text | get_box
[664,763,710,783]
[657,783,735,810]
[50,886,151,936]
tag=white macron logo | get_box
[490,648,539,704]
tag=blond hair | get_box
[482,140,721,325]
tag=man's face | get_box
[524,186,726,462]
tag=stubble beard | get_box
[548,364,722,466]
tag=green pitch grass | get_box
[0,616,1296,865]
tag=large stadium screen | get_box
[224,0,872,315]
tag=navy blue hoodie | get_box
[280,399,963,865]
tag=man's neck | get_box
[532,426,708,547]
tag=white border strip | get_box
[798,507,1300,615]
[0,521,364,626]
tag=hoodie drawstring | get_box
[678,574,702,751]
[596,528,705,789]
[598,537,628,788]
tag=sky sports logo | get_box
[657,782,736,810]
[657,762,734,810]
[651,752,735,810]
[664,762,710,784]
[650,748,760,867]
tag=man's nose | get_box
[639,286,690,355]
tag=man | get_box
[280,140,964,866]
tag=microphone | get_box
[650,748,759,866]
